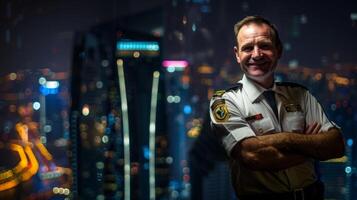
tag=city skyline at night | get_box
[0,1,356,199]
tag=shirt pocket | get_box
[283,111,305,133]
[250,117,275,135]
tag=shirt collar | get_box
[240,74,288,103]
[273,83,289,99]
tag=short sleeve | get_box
[209,93,255,155]
[304,90,340,132]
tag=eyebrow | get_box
[240,39,273,49]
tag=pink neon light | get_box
[162,60,189,68]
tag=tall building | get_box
[70,9,170,200]
[70,22,124,199]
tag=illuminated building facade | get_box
[116,31,169,200]
[162,60,192,199]
[70,14,170,199]
[70,25,124,199]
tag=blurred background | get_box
[0,0,356,199]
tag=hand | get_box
[304,122,321,135]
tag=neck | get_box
[247,74,274,89]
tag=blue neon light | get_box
[117,40,159,51]
[169,180,180,190]
[143,146,151,160]
[40,85,59,95]
[347,139,353,147]
[183,105,192,114]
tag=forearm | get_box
[258,127,345,160]
[234,137,306,171]
[234,128,345,170]
[244,147,306,171]
[285,128,345,160]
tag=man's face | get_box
[234,23,281,85]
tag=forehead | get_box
[237,23,273,44]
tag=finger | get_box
[305,122,317,134]
[311,123,321,135]
[304,124,312,134]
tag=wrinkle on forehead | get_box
[237,23,272,46]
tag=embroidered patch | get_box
[245,113,263,121]
[211,99,230,122]
[285,104,302,112]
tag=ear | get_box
[234,46,241,63]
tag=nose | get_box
[252,46,262,59]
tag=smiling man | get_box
[234,20,281,88]
[210,16,345,200]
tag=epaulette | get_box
[213,90,226,98]
[276,82,308,90]
[212,83,242,98]
[226,83,243,92]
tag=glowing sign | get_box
[45,81,59,89]
[117,41,159,51]
[162,60,188,72]
[162,60,188,68]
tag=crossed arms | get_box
[231,122,345,171]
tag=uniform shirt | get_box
[210,74,338,195]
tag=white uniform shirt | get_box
[210,75,338,195]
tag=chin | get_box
[247,71,268,77]
[247,71,273,81]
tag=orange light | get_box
[10,144,28,173]
[197,65,214,74]
[314,73,322,81]
[15,123,29,142]
[181,75,190,85]
[0,170,14,181]
[334,76,349,86]
[0,144,30,191]
[187,126,201,138]
[0,179,19,191]
[35,141,53,161]
[22,145,39,181]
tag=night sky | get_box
[0,0,356,74]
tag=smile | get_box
[248,61,268,66]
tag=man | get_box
[210,16,345,200]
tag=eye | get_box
[241,46,253,52]
[259,43,273,50]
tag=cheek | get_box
[265,51,277,60]
[238,54,249,64]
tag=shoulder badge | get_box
[211,99,230,122]
[276,82,308,90]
